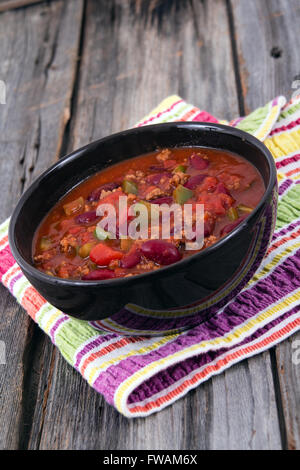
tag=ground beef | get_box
[156,149,171,162]
[60,236,77,255]
[203,235,218,248]
[108,259,120,269]
[56,262,74,278]
[145,187,166,200]
[218,172,241,190]
[34,251,54,263]
[124,171,137,182]
[169,171,188,186]
[73,263,90,278]
[136,260,157,270]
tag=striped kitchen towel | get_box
[0,94,299,417]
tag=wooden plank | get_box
[0,0,44,13]
[231,0,300,449]
[35,0,281,450]
[230,0,300,113]
[70,0,239,153]
[0,0,84,449]
[275,334,300,449]
[207,354,281,449]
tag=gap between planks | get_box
[227,0,288,449]
[0,0,86,450]
[0,0,48,14]
[24,1,87,448]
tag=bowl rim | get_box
[8,121,277,287]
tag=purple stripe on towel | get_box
[278,178,293,196]
[49,316,68,343]
[92,249,300,402]
[272,219,300,241]
[74,334,117,369]
[8,271,23,293]
[127,305,299,405]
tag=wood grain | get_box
[0,0,297,450]
[0,0,44,13]
[33,0,282,450]
[70,0,239,152]
[230,0,300,113]
[0,0,84,449]
[275,334,300,449]
[231,0,300,449]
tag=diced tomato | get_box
[218,172,241,190]
[60,219,73,232]
[119,205,135,228]
[163,159,177,169]
[97,190,125,208]
[97,189,134,232]
[197,192,234,216]
[68,226,82,235]
[77,230,93,245]
[201,176,218,193]
[89,243,123,266]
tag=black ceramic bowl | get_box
[9,122,277,335]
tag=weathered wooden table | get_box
[0,0,299,450]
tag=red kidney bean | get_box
[184,174,208,190]
[204,218,215,237]
[220,215,247,236]
[148,165,164,172]
[151,196,174,205]
[75,210,97,224]
[82,269,116,280]
[140,240,182,265]
[120,248,141,269]
[87,182,119,201]
[188,218,215,240]
[146,172,171,185]
[189,154,209,170]
[215,182,230,195]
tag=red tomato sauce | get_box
[33,147,265,280]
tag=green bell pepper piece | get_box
[122,179,138,195]
[94,226,113,240]
[173,185,194,204]
[227,207,239,221]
